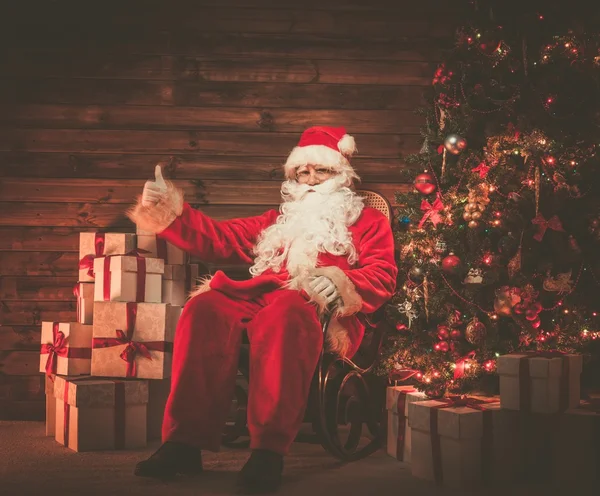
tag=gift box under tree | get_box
[408,396,503,489]
[91,301,180,379]
[551,398,600,486]
[93,255,164,303]
[497,352,583,414]
[78,232,135,282]
[53,375,148,452]
[39,322,93,377]
[162,264,187,306]
[386,385,427,463]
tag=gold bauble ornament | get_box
[468,220,479,228]
[466,202,478,212]
[463,212,472,221]
[471,211,482,220]
[465,317,487,345]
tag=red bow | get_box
[78,233,106,278]
[471,162,490,178]
[454,351,476,379]
[41,323,67,377]
[92,302,172,377]
[531,213,564,242]
[418,196,444,228]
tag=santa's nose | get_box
[307,176,320,186]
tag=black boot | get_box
[236,449,284,494]
[134,441,203,479]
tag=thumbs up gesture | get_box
[142,165,168,207]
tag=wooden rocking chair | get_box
[221,190,394,461]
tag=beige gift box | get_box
[39,322,93,377]
[497,353,582,413]
[53,376,148,452]
[78,232,135,282]
[409,398,498,489]
[45,375,56,436]
[478,402,527,484]
[552,401,600,486]
[162,280,186,306]
[147,378,171,441]
[91,302,181,379]
[386,386,427,463]
[93,255,164,303]
[74,282,94,324]
[137,234,187,265]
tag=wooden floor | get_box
[1,421,581,496]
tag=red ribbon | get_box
[518,351,570,412]
[394,388,417,461]
[63,378,70,448]
[102,251,148,302]
[78,233,106,278]
[40,323,92,377]
[92,302,173,377]
[428,395,499,485]
[531,213,565,242]
[418,196,444,228]
[454,351,476,379]
[73,284,82,322]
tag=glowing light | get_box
[489,185,496,192]
[433,371,440,378]
[425,377,432,383]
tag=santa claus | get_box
[128,126,397,493]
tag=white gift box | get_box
[39,322,93,377]
[54,376,148,452]
[78,232,135,282]
[409,398,500,489]
[497,353,582,413]
[74,282,94,324]
[91,302,180,380]
[93,255,164,303]
[386,386,427,463]
[137,234,187,265]
[552,400,600,486]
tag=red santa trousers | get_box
[161,287,324,455]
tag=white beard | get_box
[249,174,364,287]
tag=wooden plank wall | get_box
[0,0,459,419]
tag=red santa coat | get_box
[156,201,398,358]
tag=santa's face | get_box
[249,168,364,281]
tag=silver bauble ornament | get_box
[444,134,468,155]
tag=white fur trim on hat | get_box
[337,134,357,157]
[283,145,358,180]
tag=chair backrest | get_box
[356,189,392,224]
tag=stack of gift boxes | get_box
[40,229,200,452]
[387,352,598,488]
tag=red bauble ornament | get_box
[441,253,462,275]
[414,173,437,195]
[513,303,526,315]
[525,308,539,321]
[450,329,462,340]
[531,318,541,329]
[437,325,450,340]
[435,341,449,352]
[396,322,408,332]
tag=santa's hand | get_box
[141,165,168,207]
[309,276,339,305]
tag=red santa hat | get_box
[283,126,359,180]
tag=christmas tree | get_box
[378,0,600,397]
